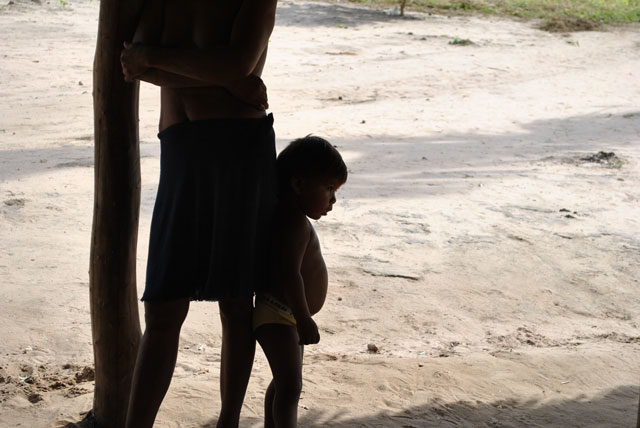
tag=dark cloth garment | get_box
[142,114,277,302]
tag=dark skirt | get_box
[142,114,277,302]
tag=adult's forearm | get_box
[144,46,252,86]
[136,68,210,88]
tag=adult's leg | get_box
[125,299,190,428]
[256,324,303,428]
[217,296,256,428]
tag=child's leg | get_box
[256,324,304,428]
[264,380,276,428]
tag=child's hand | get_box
[226,74,268,110]
[120,42,149,82]
[296,315,320,345]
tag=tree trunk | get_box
[90,0,145,426]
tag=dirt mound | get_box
[580,151,624,167]
[538,17,600,33]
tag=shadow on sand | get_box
[3,111,637,187]
[200,384,638,427]
[275,2,419,29]
[335,110,640,200]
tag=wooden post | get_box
[90,0,145,426]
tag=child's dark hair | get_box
[276,135,347,189]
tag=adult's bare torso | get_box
[158,0,268,131]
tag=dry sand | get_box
[1,0,639,426]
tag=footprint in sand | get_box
[0,363,94,405]
[3,198,26,207]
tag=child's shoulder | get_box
[276,202,311,236]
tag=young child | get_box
[253,136,348,428]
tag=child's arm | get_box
[277,216,320,345]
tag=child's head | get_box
[277,135,348,219]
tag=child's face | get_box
[294,176,343,220]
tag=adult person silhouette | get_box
[120,0,278,426]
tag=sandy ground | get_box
[1,0,639,427]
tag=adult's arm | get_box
[121,0,204,87]
[121,0,269,108]
[133,0,277,85]
[135,67,207,88]
[136,69,268,110]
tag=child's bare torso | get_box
[270,214,329,316]
[158,0,268,130]
[299,224,328,315]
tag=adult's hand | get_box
[227,74,269,110]
[120,42,149,82]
